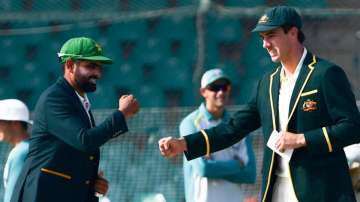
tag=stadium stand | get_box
[1,1,360,201]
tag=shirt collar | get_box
[75,91,91,111]
[280,47,307,83]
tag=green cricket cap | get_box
[58,37,112,64]
[252,6,302,33]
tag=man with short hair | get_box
[159,6,360,202]
[180,69,256,202]
[11,37,139,202]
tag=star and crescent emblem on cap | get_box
[258,15,269,24]
[95,43,102,52]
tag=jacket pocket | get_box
[41,168,72,180]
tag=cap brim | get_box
[252,24,280,32]
[203,76,231,88]
[78,55,113,64]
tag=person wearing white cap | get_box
[0,99,31,202]
[179,69,256,202]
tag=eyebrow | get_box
[261,30,276,36]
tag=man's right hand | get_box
[158,137,187,158]
[119,94,140,119]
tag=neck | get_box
[11,132,29,147]
[206,104,225,119]
[282,45,304,76]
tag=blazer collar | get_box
[56,77,93,128]
[269,51,317,131]
[269,67,280,131]
[288,52,316,117]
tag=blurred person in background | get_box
[11,37,139,202]
[180,68,256,202]
[159,6,360,202]
[345,144,360,201]
[0,99,31,202]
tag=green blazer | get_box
[11,78,128,202]
[184,52,360,202]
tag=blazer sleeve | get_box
[180,113,256,183]
[304,66,360,155]
[184,101,261,161]
[45,95,128,152]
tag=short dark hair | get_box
[282,25,305,44]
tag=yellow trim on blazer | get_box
[41,168,72,180]
[263,55,317,202]
[322,127,333,152]
[269,67,280,130]
[285,55,316,131]
[200,130,210,158]
[262,67,279,202]
[284,55,317,201]
[300,89,318,97]
[262,152,275,202]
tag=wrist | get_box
[180,137,188,151]
[297,133,307,147]
[119,109,129,119]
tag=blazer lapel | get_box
[287,52,317,129]
[57,77,93,128]
[269,67,281,131]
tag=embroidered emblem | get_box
[258,15,269,24]
[302,99,317,112]
[95,43,102,52]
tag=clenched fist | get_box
[158,137,187,158]
[119,94,140,118]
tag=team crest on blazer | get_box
[303,99,317,112]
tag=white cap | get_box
[0,99,32,124]
[201,68,230,88]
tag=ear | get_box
[290,27,299,38]
[200,88,207,97]
[65,59,75,74]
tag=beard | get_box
[75,76,97,92]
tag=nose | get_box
[262,38,270,49]
[93,66,103,78]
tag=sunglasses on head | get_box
[206,83,230,92]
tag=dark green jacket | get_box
[184,52,360,202]
[11,78,128,202]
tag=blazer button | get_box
[89,156,94,160]
[85,180,90,185]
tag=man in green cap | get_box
[11,37,140,202]
[158,6,360,202]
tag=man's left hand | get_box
[94,171,109,196]
[275,131,307,152]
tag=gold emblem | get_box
[302,99,317,112]
[258,15,269,24]
[95,43,102,52]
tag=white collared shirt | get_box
[75,91,93,126]
[276,48,307,177]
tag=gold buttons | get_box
[89,156,94,160]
